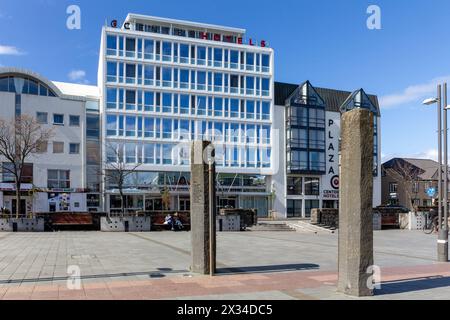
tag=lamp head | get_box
[423,98,439,105]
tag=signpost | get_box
[427,187,437,199]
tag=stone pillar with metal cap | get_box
[190,140,216,275]
[337,108,375,297]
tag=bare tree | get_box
[103,142,141,217]
[0,115,53,218]
[384,160,422,212]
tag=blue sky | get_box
[1,0,450,162]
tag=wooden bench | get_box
[147,212,191,231]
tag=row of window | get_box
[106,62,271,96]
[287,177,321,196]
[106,115,271,144]
[287,128,326,150]
[287,106,326,128]
[1,165,70,189]
[48,170,71,189]
[106,89,271,120]
[36,112,80,126]
[0,76,57,97]
[389,182,439,194]
[106,143,272,168]
[287,199,320,218]
[36,141,80,155]
[106,35,271,73]
[287,150,326,172]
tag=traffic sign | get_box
[426,187,436,198]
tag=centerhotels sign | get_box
[109,20,267,47]
[321,112,340,200]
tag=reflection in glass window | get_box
[107,62,117,82]
[180,44,189,63]
[180,95,189,114]
[197,46,206,65]
[162,93,172,113]
[262,102,270,120]
[107,35,117,55]
[144,144,155,164]
[106,115,117,136]
[197,96,207,115]
[163,144,173,164]
[126,117,136,137]
[125,143,137,163]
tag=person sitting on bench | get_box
[164,214,174,231]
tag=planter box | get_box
[0,218,45,232]
[101,216,151,232]
[216,214,241,232]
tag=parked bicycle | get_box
[423,211,439,234]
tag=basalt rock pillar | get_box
[190,140,216,275]
[337,108,375,297]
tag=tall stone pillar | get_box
[190,141,216,275]
[337,108,375,297]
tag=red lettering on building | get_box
[214,34,221,41]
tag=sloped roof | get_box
[402,158,439,180]
[275,81,380,114]
[383,158,440,180]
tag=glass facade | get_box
[103,19,273,216]
[104,29,273,170]
[286,82,326,174]
[0,76,57,97]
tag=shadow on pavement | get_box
[376,275,450,295]
[216,263,320,275]
[0,268,190,285]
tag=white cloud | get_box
[0,12,12,20]
[379,75,450,109]
[382,149,438,163]
[68,70,89,84]
[0,45,25,56]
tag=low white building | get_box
[272,81,382,219]
[0,68,101,215]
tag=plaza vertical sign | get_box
[321,112,340,200]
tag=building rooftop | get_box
[274,81,380,113]
[52,81,100,99]
[383,158,441,180]
[124,13,246,35]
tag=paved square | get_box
[0,230,449,300]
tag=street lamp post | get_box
[442,83,449,262]
[423,83,449,262]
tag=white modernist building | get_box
[272,81,382,218]
[0,68,101,215]
[98,14,276,216]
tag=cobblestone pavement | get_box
[0,230,448,300]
